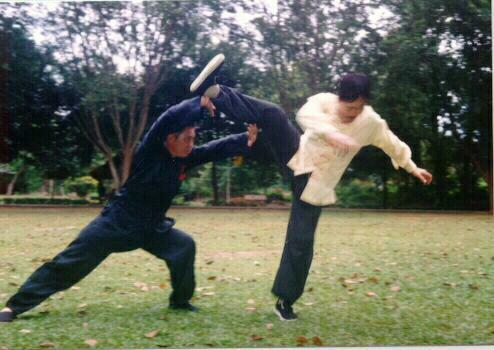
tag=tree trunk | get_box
[107,156,121,190]
[381,170,388,209]
[0,22,8,163]
[225,166,231,204]
[49,179,55,198]
[461,149,472,209]
[120,147,134,186]
[211,162,219,205]
[6,165,26,195]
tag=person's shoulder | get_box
[307,92,336,102]
[362,105,383,125]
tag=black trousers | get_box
[213,86,322,304]
[6,212,196,316]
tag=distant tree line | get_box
[0,0,491,210]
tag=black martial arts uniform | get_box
[5,96,250,316]
[212,86,322,305]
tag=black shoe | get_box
[274,299,297,321]
[169,302,199,312]
[0,310,15,323]
[190,54,224,96]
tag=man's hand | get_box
[201,96,216,117]
[247,124,258,147]
[325,131,360,156]
[412,168,433,185]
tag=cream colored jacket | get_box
[287,92,418,206]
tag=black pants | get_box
[6,213,196,316]
[213,86,322,304]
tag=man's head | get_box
[337,73,370,123]
[164,126,196,158]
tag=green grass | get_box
[0,208,493,348]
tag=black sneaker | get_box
[0,310,15,323]
[190,54,224,97]
[169,302,199,312]
[274,299,297,321]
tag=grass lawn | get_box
[0,207,493,349]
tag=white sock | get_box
[1,307,12,313]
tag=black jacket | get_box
[104,96,249,229]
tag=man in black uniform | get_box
[0,65,258,322]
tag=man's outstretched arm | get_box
[371,117,433,185]
[184,124,258,169]
[139,96,219,152]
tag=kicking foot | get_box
[169,302,199,312]
[274,299,297,321]
[190,54,224,97]
[0,308,15,323]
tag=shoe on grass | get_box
[169,302,199,312]
[0,310,15,323]
[274,299,297,321]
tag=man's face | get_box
[337,97,367,123]
[165,127,196,158]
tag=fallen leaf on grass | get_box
[247,299,255,304]
[207,276,216,281]
[296,336,308,345]
[40,341,55,348]
[266,323,273,330]
[390,286,401,292]
[159,284,168,289]
[19,329,32,334]
[78,303,88,309]
[368,277,379,284]
[71,286,81,290]
[251,335,264,341]
[469,284,480,290]
[145,329,160,338]
[312,336,323,346]
[443,282,457,288]
[302,302,314,306]
[206,260,214,265]
[84,339,98,347]
[202,292,215,296]
[366,292,378,297]
[245,307,257,312]
[134,282,149,292]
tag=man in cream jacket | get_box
[191,54,432,321]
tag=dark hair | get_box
[338,73,371,102]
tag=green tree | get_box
[0,13,91,194]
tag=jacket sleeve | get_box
[184,133,250,169]
[296,93,339,139]
[138,96,203,153]
[370,116,418,173]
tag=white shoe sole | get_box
[274,306,297,321]
[190,53,225,93]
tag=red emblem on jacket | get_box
[179,164,187,181]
